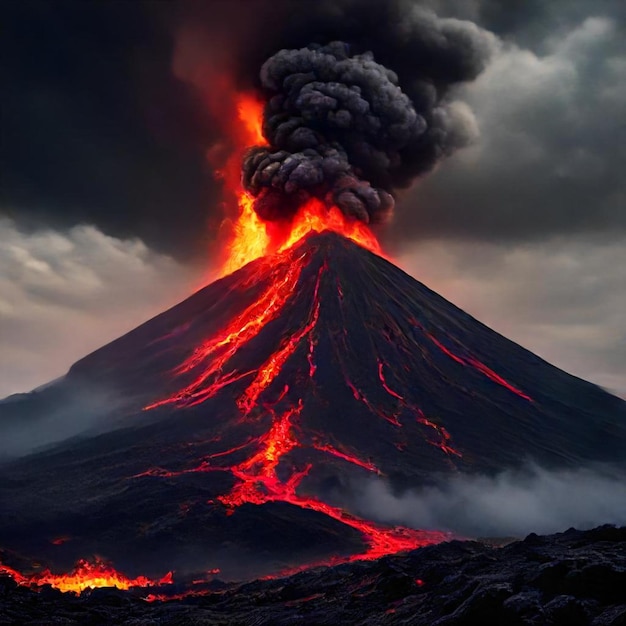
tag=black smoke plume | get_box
[230,1,496,224]
[243,42,400,223]
[4,1,499,255]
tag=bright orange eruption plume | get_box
[0,558,173,594]
[215,92,385,278]
[219,192,271,277]
[236,94,266,146]
[220,195,385,277]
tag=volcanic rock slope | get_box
[1,232,625,579]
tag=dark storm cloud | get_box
[3,0,495,253]
[1,0,220,258]
[387,1,626,243]
[3,0,625,251]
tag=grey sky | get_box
[1,0,624,399]
[0,219,196,397]
[391,14,626,242]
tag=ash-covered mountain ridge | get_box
[67,230,625,470]
[0,231,624,581]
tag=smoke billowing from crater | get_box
[231,2,496,224]
[243,42,402,224]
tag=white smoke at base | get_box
[349,464,626,537]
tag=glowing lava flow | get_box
[142,244,450,574]
[425,332,532,402]
[0,558,173,594]
[219,394,449,571]
[236,262,323,415]
[145,248,309,410]
[376,358,463,459]
[311,442,380,474]
[217,394,448,566]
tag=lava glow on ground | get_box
[0,558,172,595]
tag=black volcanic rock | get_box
[0,231,625,580]
[0,526,625,625]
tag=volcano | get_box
[1,231,625,590]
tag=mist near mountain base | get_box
[0,384,126,460]
[348,464,626,538]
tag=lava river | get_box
[139,226,451,574]
[130,216,533,576]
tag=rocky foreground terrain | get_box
[1,525,625,625]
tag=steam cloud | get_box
[240,5,496,223]
[0,384,127,460]
[347,465,626,538]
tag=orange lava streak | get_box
[466,356,533,402]
[180,257,304,374]
[237,263,324,414]
[0,558,172,594]
[238,299,320,414]
[377,361,404,401]
[345,376,403,427]
[312,442,380,474]
[425,332,532,401]
[145,252,307,411]
[416,410,462,458]
[377,359,462,458]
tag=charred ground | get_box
[2,526,625,626]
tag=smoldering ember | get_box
[1,1,625,625]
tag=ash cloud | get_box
[240,7,496,223]
[347,464,626,538]
[4,0,625,251]
[243,43,398,224]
